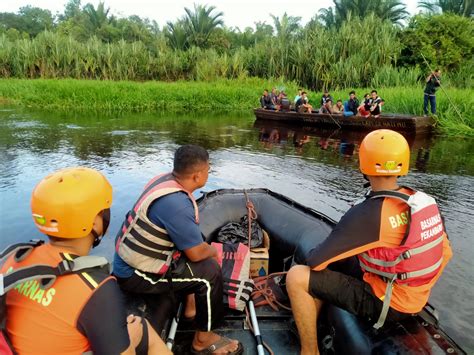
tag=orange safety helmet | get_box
[359,129,410,176]
[31,167,113,238]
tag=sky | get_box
[1,0,421,29]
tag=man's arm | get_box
[148,193,215,261]
[184,242,218,262]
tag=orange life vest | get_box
[358,189,446,328]
[0,243,111,355]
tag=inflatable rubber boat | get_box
[131,189,465,354]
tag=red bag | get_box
[212,242,254,311]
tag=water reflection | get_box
[254,120,443,169]
[0,108,473,352]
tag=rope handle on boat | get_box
[243,191,291,311]
[252,272,291,312]
[244,190,258,248]
[243,190,275,355]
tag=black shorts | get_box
[308,258,409,324]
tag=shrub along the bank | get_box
[0,79,472,136]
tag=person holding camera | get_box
[423,69,441,116]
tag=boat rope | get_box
[244,190,258,248]
[243,191,294,354]
[243,190,275,355]
[251,272,291,312]
[326,111,342,129]
[243,191,290,312]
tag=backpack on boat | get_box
[212,242,254,312]
[0,240,110,354]
[216,215,264,249]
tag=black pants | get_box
[116,257,224,332]
[308,257,409,324]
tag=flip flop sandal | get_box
[191,336,244,354]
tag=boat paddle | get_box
[244,190,266,355]
[166,302,184,350]
[248,300,265,355]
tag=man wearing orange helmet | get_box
[286,129,453,355]
[0,167,169,355]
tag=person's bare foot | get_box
[184,293,196,319]
[192,331,240,354]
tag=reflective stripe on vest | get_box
[116,173,199,274]
[357,189,445,329]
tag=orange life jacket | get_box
[358,189,445,328]
[0,242,111,355]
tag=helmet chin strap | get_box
[91,229,102,248]
[363,174,371,188]
[91,209,111,249]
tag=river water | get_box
[1,107,473,352]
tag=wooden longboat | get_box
[254,108,435,134]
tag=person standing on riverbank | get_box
[424,69,441,116]
[0,167,168,355]
[113,145,243,355]
[286,129,452,355]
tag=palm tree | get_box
[418,0,474,16]
[319,0,409,27]
[165,20,189,50]
[317,8,338,28]
[83,2,112,31]
[270,13,302,40]
[183,4,224,48]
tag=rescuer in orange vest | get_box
[286,129,452,355]
[0,167,170,355]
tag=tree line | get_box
[0,0,472,89]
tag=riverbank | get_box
[0,79,472,135]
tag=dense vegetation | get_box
[1,1,472,87]
[0,0,473,133]
[0,79,471,136]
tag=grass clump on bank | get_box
[0,78,298,111]
[0,78,472,136]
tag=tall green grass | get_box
[1,16,472,90]
[0,78,298,111]
[0,79,472,135]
